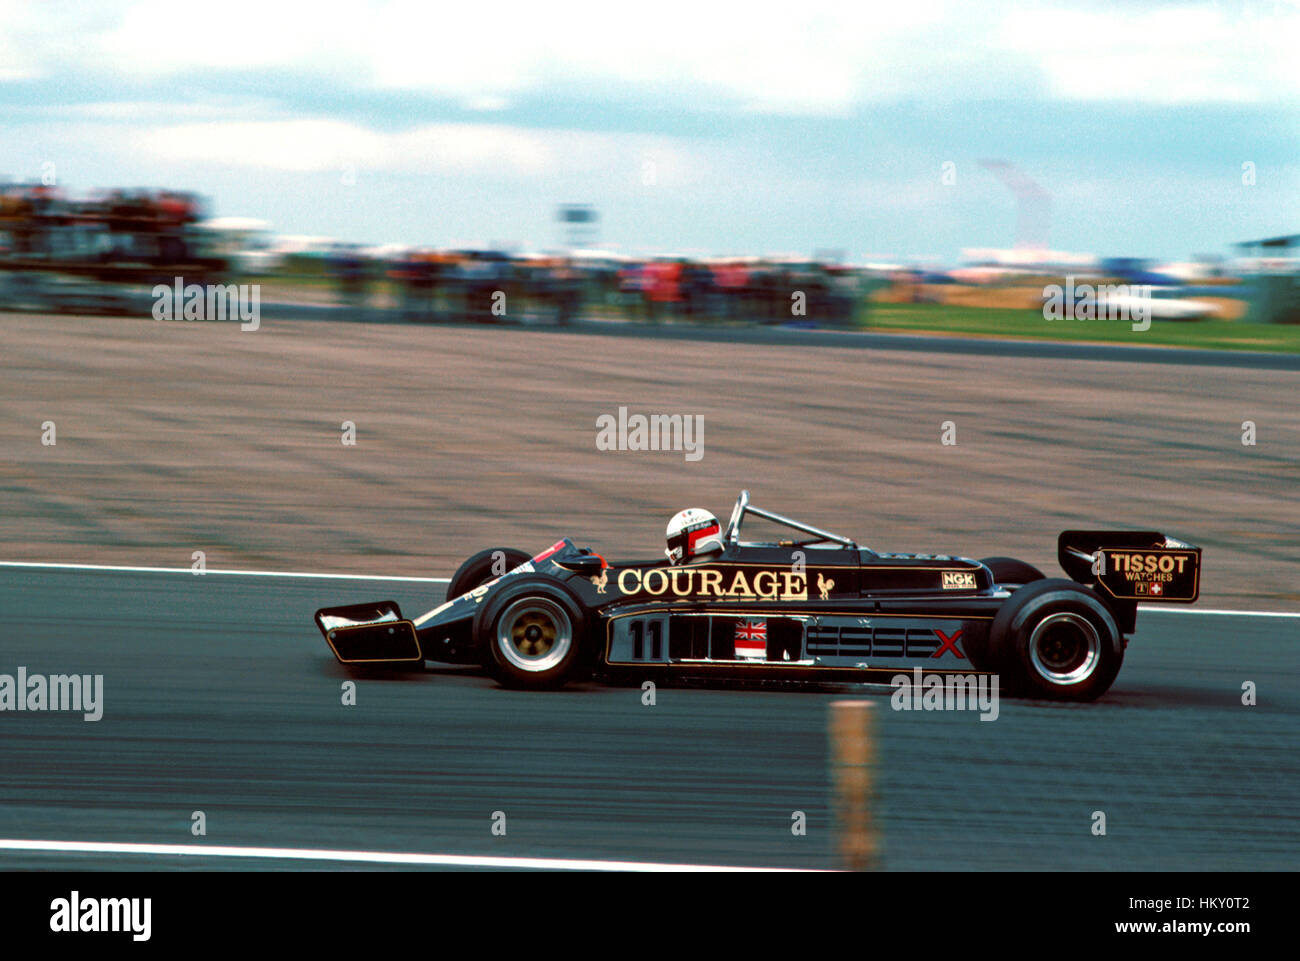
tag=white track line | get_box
[1139,606,1299,618]
[0,839,814,872]
[0,561,448,583]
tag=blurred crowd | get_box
[0,184,207,264]
[363,249,863,326]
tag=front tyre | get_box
[448,547,530,599]
[478,581,586,689]
[988,578,1123,701]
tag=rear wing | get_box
[1058,531,1201,603]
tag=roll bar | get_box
[724,489,856,547]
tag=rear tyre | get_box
[988,578,1123,701]
[477,580,587,689]
[447,547,530,599]
[979,556,1046,587]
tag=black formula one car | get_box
[315,490,1201,700]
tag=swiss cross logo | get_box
[932,628,966,658]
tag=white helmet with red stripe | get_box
[665,507,723,565]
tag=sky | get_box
[2,0,1298,262]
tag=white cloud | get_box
[1,1,1296,111]
[0,0,64,80]
[1001,4,1300,104]
[77,0,951,113]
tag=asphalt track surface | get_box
[257,301,1300,370]
[1,567,1296,871]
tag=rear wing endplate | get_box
[1058,530,1201,603]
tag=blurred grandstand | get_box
[0,183,226,313]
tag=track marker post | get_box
[829,699,877,870]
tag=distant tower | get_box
[556,204,599,251]
[979,160,1051,254]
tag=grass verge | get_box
[863,303,1300,353]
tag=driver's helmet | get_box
[665,508,723,565]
